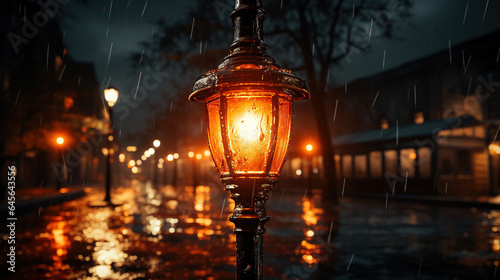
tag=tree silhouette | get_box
[133,0,412,201]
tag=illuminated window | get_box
[384,150,398,174]
[342,155,352,178]
[291,158,302,178]
[369,151,382,177]
[334,155,341,177]
[400,149,415,178]
[354,154,367,178]
[418,147,432,178]
[414,112,424,124]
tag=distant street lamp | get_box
[55,136,65,190]
[153,139,161,148]
[104,87,119,204]
[153,139,161,185]
[306,144,313,196]
[188,151,198,188]
[189,0,309,278]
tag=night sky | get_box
[59,0,500,136]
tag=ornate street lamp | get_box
[189,0,309,278]
[104,87,119,204]
[153,139,161,185]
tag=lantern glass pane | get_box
[225,92,273,174]
[270,97,292,174]
[206,99,228,175]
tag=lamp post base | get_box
[227,182,273,280]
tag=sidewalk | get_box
[0,185,87,220]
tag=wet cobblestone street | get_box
[1,179,499,279]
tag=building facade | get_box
[281,30,500,197]
[0,0,107,191]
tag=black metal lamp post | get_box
[104,87,119,203]
[306,144,313,196]
[55,136,65,190]
[189,0,310,278]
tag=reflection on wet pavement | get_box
[1,180,499,279]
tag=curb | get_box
[0,190,86,220]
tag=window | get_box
[384,150,398,174]
[342,155,352,178]
[439,149,454,175]
[400,149,416,178]
[354,154,367,178]
[334,155,341,177]
[291,158,302,178]
[369,151,382,177]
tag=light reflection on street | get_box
[50,220,69,271]
[2,180,500,279]
[297,197,323,267]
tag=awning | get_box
[332,115,482,152]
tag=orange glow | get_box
[195,185,211,212]
[59,187,70,194]
[205,90,292,180]
[306,230,315,237]
[196,154,202,160]
[188,151,194,158]
[303,254,315,264]
[50,220,69,269]
[306,144,313,152]
[493,239,500,252]
[235,64,262,69]
[167,154,174,161]
[301,198,323,227]
[490,144,500,155]
[104,87,119,107]
[56,136,64,145]
[64,96,74,110]
[204,150,211,157]
[153,139,161,147]
[126,146,137,152]
[409,152,417,160]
